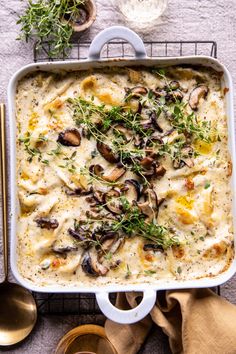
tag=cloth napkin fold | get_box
[105,289,236,354]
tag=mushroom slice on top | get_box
[57,128,81,146]
[103,189,122,215]
[144,188,158,209]
[189,85,209,110]
[89,164,104,178]
[102,166,126,183]
[97,142,119,163]
[150,111,163,132]
[181,146,194,168]
[99,231,124,254]
[138,188,159,221]
[169,81,180,90]
[140,156,154,169]
[173,146,194,169]
[143,244,164,252]
[123,179,141,203]
[68,226,91,242]
[126,86,148,99]
[35,217,59,230]
[155,164,166,177]
[137,201,154,221]
[65,186,92,196]
[81,249,109,277]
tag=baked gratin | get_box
[15,66,234,286]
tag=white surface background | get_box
[0,0,236,353]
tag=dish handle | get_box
[96,289,156,324]
[88,26,147,60]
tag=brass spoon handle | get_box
[0,103,8,281]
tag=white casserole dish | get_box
[8,26,236,324]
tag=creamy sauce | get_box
[15,66,234,287]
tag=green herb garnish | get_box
[17,0,85,58]
[204,182,211,189]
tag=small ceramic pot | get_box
[71,0,96,33]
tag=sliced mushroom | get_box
[168,90,183,102]
[126,86,148,99]
[137,201,154,220]
[93,189,104,203]
[173,159,185,169]
[138,188,158,221]
[189,85,209,110]
[140,156,154,169]
[123,179,141,202]
[35,217,59,230]
[143,244,164,252]
[173,145,194,169]
[138,157,156,178]
[153,88,166,99]
[103,166,126,182]
[81,250,109,277]
[103,189,122,214]
[141,164,156,177]
[181,146,194,168]
[140,119,154,132]
[169,81,180,90]
[97,142,119,163]
[85,195,99,207]
[155,164,166,177]
[99,231,118,245]
[89,164,104,177]
[68,227,91,242]
[109,236,125,255]
[98,232,119,254]
[144,188,158,210]
[65,186,92,196]
[150,111,163,132]
[57,128,81,146]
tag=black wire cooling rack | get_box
[34,40,217,62]
[32,39,219,316]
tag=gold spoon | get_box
[0,103,37,346]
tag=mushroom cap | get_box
[189,85,209,110]
[57,128,81,146]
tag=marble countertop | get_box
[0,0,236,352]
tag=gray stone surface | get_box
[0,0,236,353]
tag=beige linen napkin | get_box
[105,289,236,354]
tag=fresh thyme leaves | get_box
[59,150,77,173]
[204,182,211,189]
[17,0,85,58]
[19,132,44,162]
[170,103,212,142]
[112,198,179,249]
[68,97,151,138]
[19,132,63,165]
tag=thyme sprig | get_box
[112,198,179,249]
[170,103,212,142]
[17,0,85,57]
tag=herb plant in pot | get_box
[17,0,96,57]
